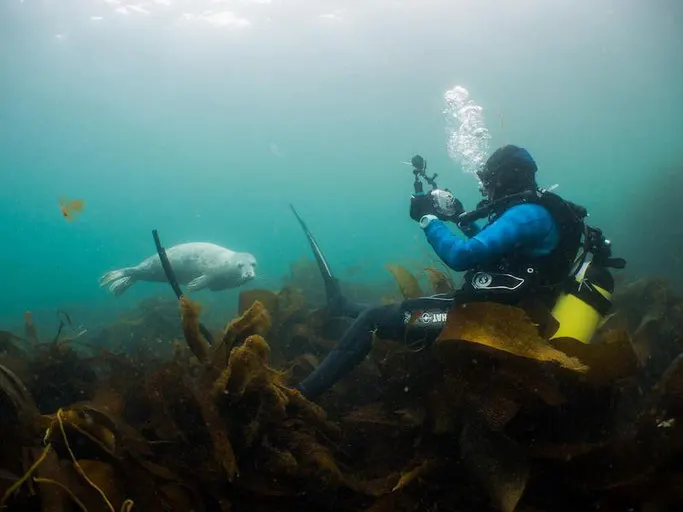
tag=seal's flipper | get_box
[99,268,137,296]
[99,268,134,287]
[289,204,343,308]
[187,274,211,292]
[108,277,135,296]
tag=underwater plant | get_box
[0,269,681,511]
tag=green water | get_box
[1,0,682,332]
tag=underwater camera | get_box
[409,154,439,194]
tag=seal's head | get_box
[233,252,257,284]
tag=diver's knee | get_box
[358,304,397,323]
[361,304,402,339]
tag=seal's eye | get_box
[237,262,244,268]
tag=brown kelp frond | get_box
[3,275,683,510]
[209,333,344,494]
[0,331,25,354]
[189,379,238,482]
[52,310,73,343]
[179,295,210,363]
[238,289,279,317]
[460,422,529,512]
[213,335,287,403]
[2,407,136,511]
[213,300,272,366]
[32,476,89,512]
[23,311,39,345]
[423,266,455,294]
[0,363,40,419]
[437,302,589,372]
[15,310,86,353]
[0,444,53,506]
[385,264,423,299]
[275,286,307,324]
[50,409,131,512]
[550,329,640,385]
[391,458,441,492]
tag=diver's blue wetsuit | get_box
[296,203,560,400]
[424,203,559,270]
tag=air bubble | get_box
[443,85,491,178]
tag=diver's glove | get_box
[410,193,436,221]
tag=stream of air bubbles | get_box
[443,85,491,179]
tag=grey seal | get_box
[99,242,257,296]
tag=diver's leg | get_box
[296,303,401,399]
[330,294,369,318]
[296,294,455,400]
[290,204,367,317]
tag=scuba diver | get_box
[291,144,625,400]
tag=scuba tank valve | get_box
[550,225,626,344]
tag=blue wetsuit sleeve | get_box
[423,204,557,271]
[457,220,481,238]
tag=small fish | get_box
[59,197,85,221]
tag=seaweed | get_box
[385,264,423,299]
[0,274,682,511]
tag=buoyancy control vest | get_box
[459,190,586,306]
[455,188,626,344]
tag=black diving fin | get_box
[152,229,214,345]
[289,204,342,306]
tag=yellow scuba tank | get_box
[550,259,615,344]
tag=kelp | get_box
[437,302,589,372]
[460,422,529,512]
[0,363,40,422]
[1,276,683,511]
[387,264,454,297]
[23,311,39,346]
[0,407,135,511]
[213,299,272,366]
[385,264,422,299]
[178,295,211,363]
[422,266,455,294]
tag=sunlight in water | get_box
[89,0,280,28]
